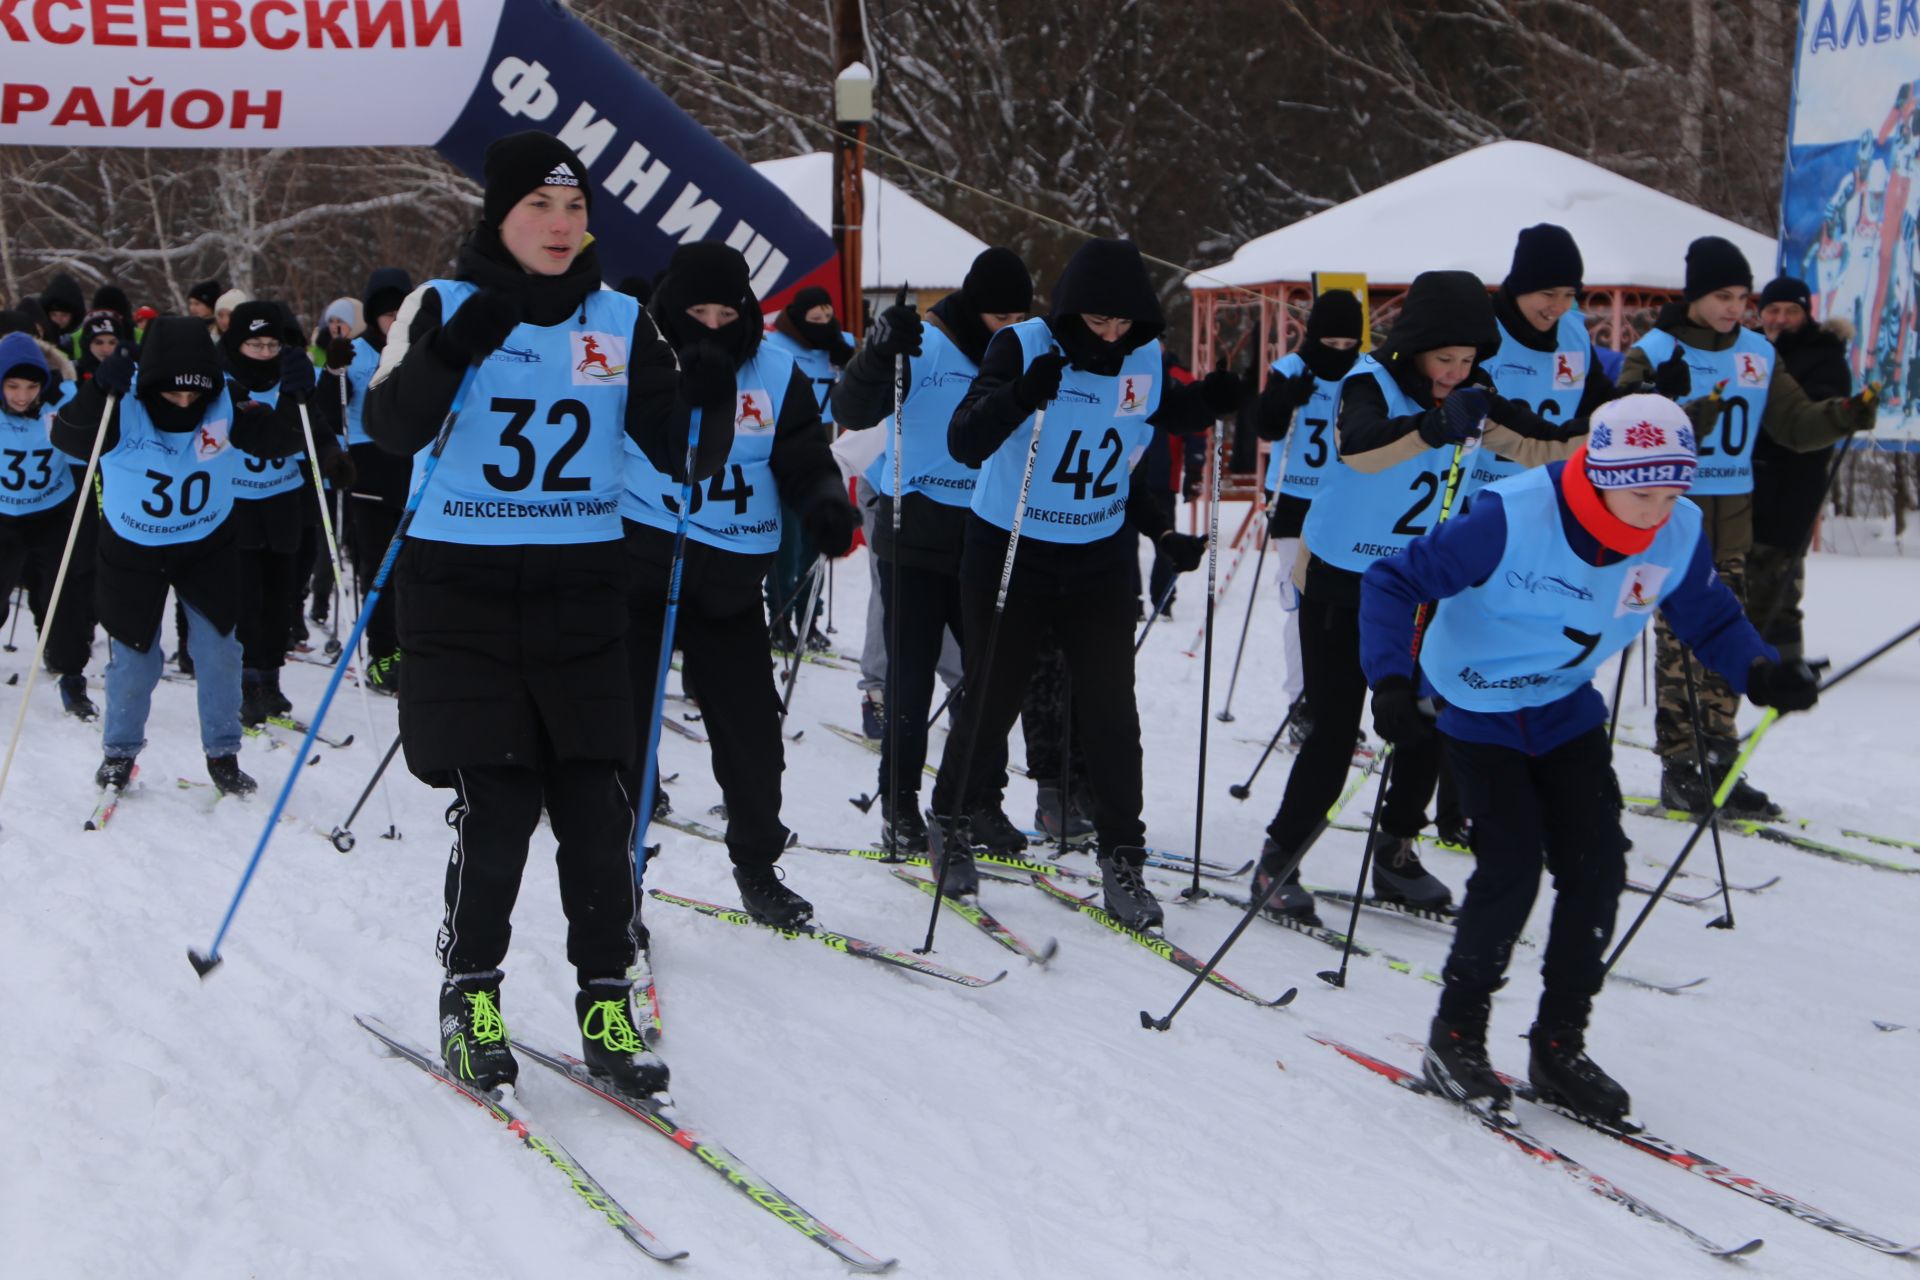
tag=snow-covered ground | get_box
[5,511,1917,1279]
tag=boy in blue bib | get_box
[1619,237,1874,819]
[1360,395,1818,1120]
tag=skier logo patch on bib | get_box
[1553,350,1586,388]
[735,388,774,435]
[1614,563,1670,617]
[571,332,628,385]
[1115,374,1154,417]
[1735,352,1769,386]
[193,416,231,461]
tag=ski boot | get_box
[1528,1025,1631,1123]
[1096,848,1164,930]
[926,814,979,896]
[860,692,885,740]
[1423,1016,1511,1110]
[880,803,929,856]
[1369,832,1452,909]
[58,673,97,721]
[964,805,1028,856]
[733,861,814,928]
[578,978,669,1097]
[207,755,258,796]
[651,784,671,821]
[240,675,272,728]
[1659,756,1712,814]
[1252,840,1319,925]
[94,755,135,791]
[1705,740,1783,820]
[1285,696,1314,751]
[803,624,831,653]
[1034,785,1095,844]
[365,651,401,695]
[262,668,293,717]
[440,970,518,1091]
[1434,817,1473,853]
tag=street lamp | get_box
[832,60,872,328]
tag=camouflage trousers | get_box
[1744,542,1807,655]
[1653,554,1745,761]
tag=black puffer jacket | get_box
[1751,318,1853,549]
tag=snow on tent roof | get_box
[751,153,990,292]
[1184,141,1778,293]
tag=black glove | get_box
[1746,657,1822,712]
[1654,348,1691,400]
[1370,674,1437,747]
[279,344,317,402]
[323,449,358,489]
[436,289,522,367]
[676,339,736,409]
[869,304,922,359]
[1282,368,1318,411]
[1420,386,1488,447]
[803,488,859,558]
[92,351,135,398]
[324,336,355,370]
[1013,350,1069,412]
[1156,531,1206,573]
[1201,368,1243,415]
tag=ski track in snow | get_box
[4,525,1917,1278]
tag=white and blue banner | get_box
[1781,1,1919,441]
[0,0,839,307]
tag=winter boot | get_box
[239,675,272,728]
[1527,1025,1631,1123]
[175,648,195,678]
[365,651,401,695]
[1097,848,1164,931]
[577,978,670,1097]
[733,862,814,929]
[440,971,518,1091]
[803,624,831,653]
[58,673,97,721]
[262,668,293,717]
[860,692,885,740]
[1285,696,1314,751]
[964,805,1028,856]
[1422,1016,1511,1110]
[206,755,258,797]
[880,803,929,856]
[651,784,671,821]
[1369,832,1452,909]
[1034,785,1096,844]
[1434,818,1473,852]
[926,814,979,896]
[1252,840,1319,925]
[94,755,135,791]
[1659,757,1712,814]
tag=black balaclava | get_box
[650,241,762,365]
[1045,237,1166,376]
[782,286,841,350]
[136,316,222,431]
[361,267,413,352]
[220,301,286,393]
[1300,289,1364,382]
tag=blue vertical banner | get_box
[1780,1,1920,441]
[434,0,839,310]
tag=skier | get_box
[1747,276,1854,660]
[222,301,350,726]
[185,280,222,326]
[74,310,130,382]
[37,274,84,357]
[929,236,1239,926]
[365,132,680,1097]
[1257,287,1365,746]
[1360,394,1818,1119]
[0,333,98,718]
[760,286,854,651]
[1618,238,1875,817]
[1251,270,1579,925]
[622,241,856,926]
[51,317,308,795]
[830,246,1035,852]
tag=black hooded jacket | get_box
[1752,318,1853,548]
[946,238,1218,595]
[39,274,85,338]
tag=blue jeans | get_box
[103,602,243,760]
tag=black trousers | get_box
[1266,588,1439,854]
[437,758,640,989]
[932,581,1144,850]
[347,497,402,664]
[1021,632,1087,793]
[238,545,298,672]
[626,526,789,867]
[1437,728,1630,1032]
[876,558,990,809]
[1139,487,1179,610]
[0,495,96,674]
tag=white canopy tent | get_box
[751,152,990,294]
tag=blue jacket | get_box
[1359,461,1774,754]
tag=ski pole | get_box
[778,554,828,732]
[927,678,961,730]
[1681,653,1736,930]
[1216,489,1275,722]
[1142,748,1385,1032]
[886,331,906,858]
[1229,699,1298,800]
[325,488,345,657]
[919,399,1050,954]
[633,410,705,877]
[190,371,475,978]
[1183,420,1226,901]
[1132,574,1179,654]
[1602,617,1920,975]
[1318,440,1468,988]
[1606,639,1631,745]
[329,733,403,852]
[3,588,20,652]
[0,393,114,809]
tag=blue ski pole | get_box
[190,371,476,978]
[632,410,703,881]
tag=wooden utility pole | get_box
[830,0,871,327]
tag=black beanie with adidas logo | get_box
[481,130,593,230]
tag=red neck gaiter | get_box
[1563,445,1663,556]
